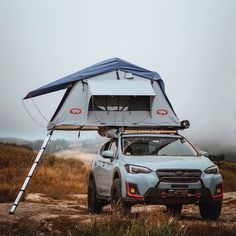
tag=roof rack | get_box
[97,126,179,138]
[123,129,178,134]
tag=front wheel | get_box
[199,201,222,220]
[111,179,131,215]
[87,178,102,214]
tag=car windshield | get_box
[122,136,198,156]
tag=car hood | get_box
[123,155,214,171]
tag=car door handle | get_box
[98,160,108,167]
[98,161,105,167]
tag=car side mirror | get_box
[102,150,114,159]
[199,151,209,157]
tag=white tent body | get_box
[48,70,180,130]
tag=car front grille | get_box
[156,169,202,184]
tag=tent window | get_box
[89,96,150,111]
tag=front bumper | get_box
[123,177,223,205]
[144,187,222,204]
[122,167,223,205]
[123,186,223,205]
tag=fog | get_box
[0,1,235,155]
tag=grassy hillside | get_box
[0,143,236,236]
[0,142,236,204]
[215,161,236,192]
[0,142,89,203]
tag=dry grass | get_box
[50,210,236,236]
[0,142,89,203]
[1,208,235,236]
[52,210,186,236]
[215,161,236,192]
[185,222,236,236]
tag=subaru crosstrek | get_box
[88,132,223,219]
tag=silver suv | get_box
[88,131,223,219]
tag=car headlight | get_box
[204,165,219,174]
[125,164,152,174]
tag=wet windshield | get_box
[122,136,198,156]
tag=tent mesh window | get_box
[89,96,150,111]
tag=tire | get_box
[166,204,182,216]
[87,178,102,214]
[111,178,131,215]
[199,200,222,220]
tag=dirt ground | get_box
[0,192,235,236]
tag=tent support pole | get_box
[9,129,54,214]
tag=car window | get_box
[109,141,118,158]
[122,136,198,156]
[100,141,111,154]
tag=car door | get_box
[102,140,118,195]
[94,141,110,195]
[95,140,117,196]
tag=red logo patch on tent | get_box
[156,109,168,115]
[70,108,82,115]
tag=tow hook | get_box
[161,192,167,198]
[195,192,201,199]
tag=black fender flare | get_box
[112,168,122,181]
[88,171,97,189]
[89,171,95,180]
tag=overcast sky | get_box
[0,0,236,150]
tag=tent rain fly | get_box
[24,58,180,130]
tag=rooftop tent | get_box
[24,58,180,130]
[10,58,182,214]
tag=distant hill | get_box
[0,137,72,154]
[193,140,236,163]
[0,137,105,155]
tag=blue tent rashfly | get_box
[24,58,164,99]
[24,57,176,116]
